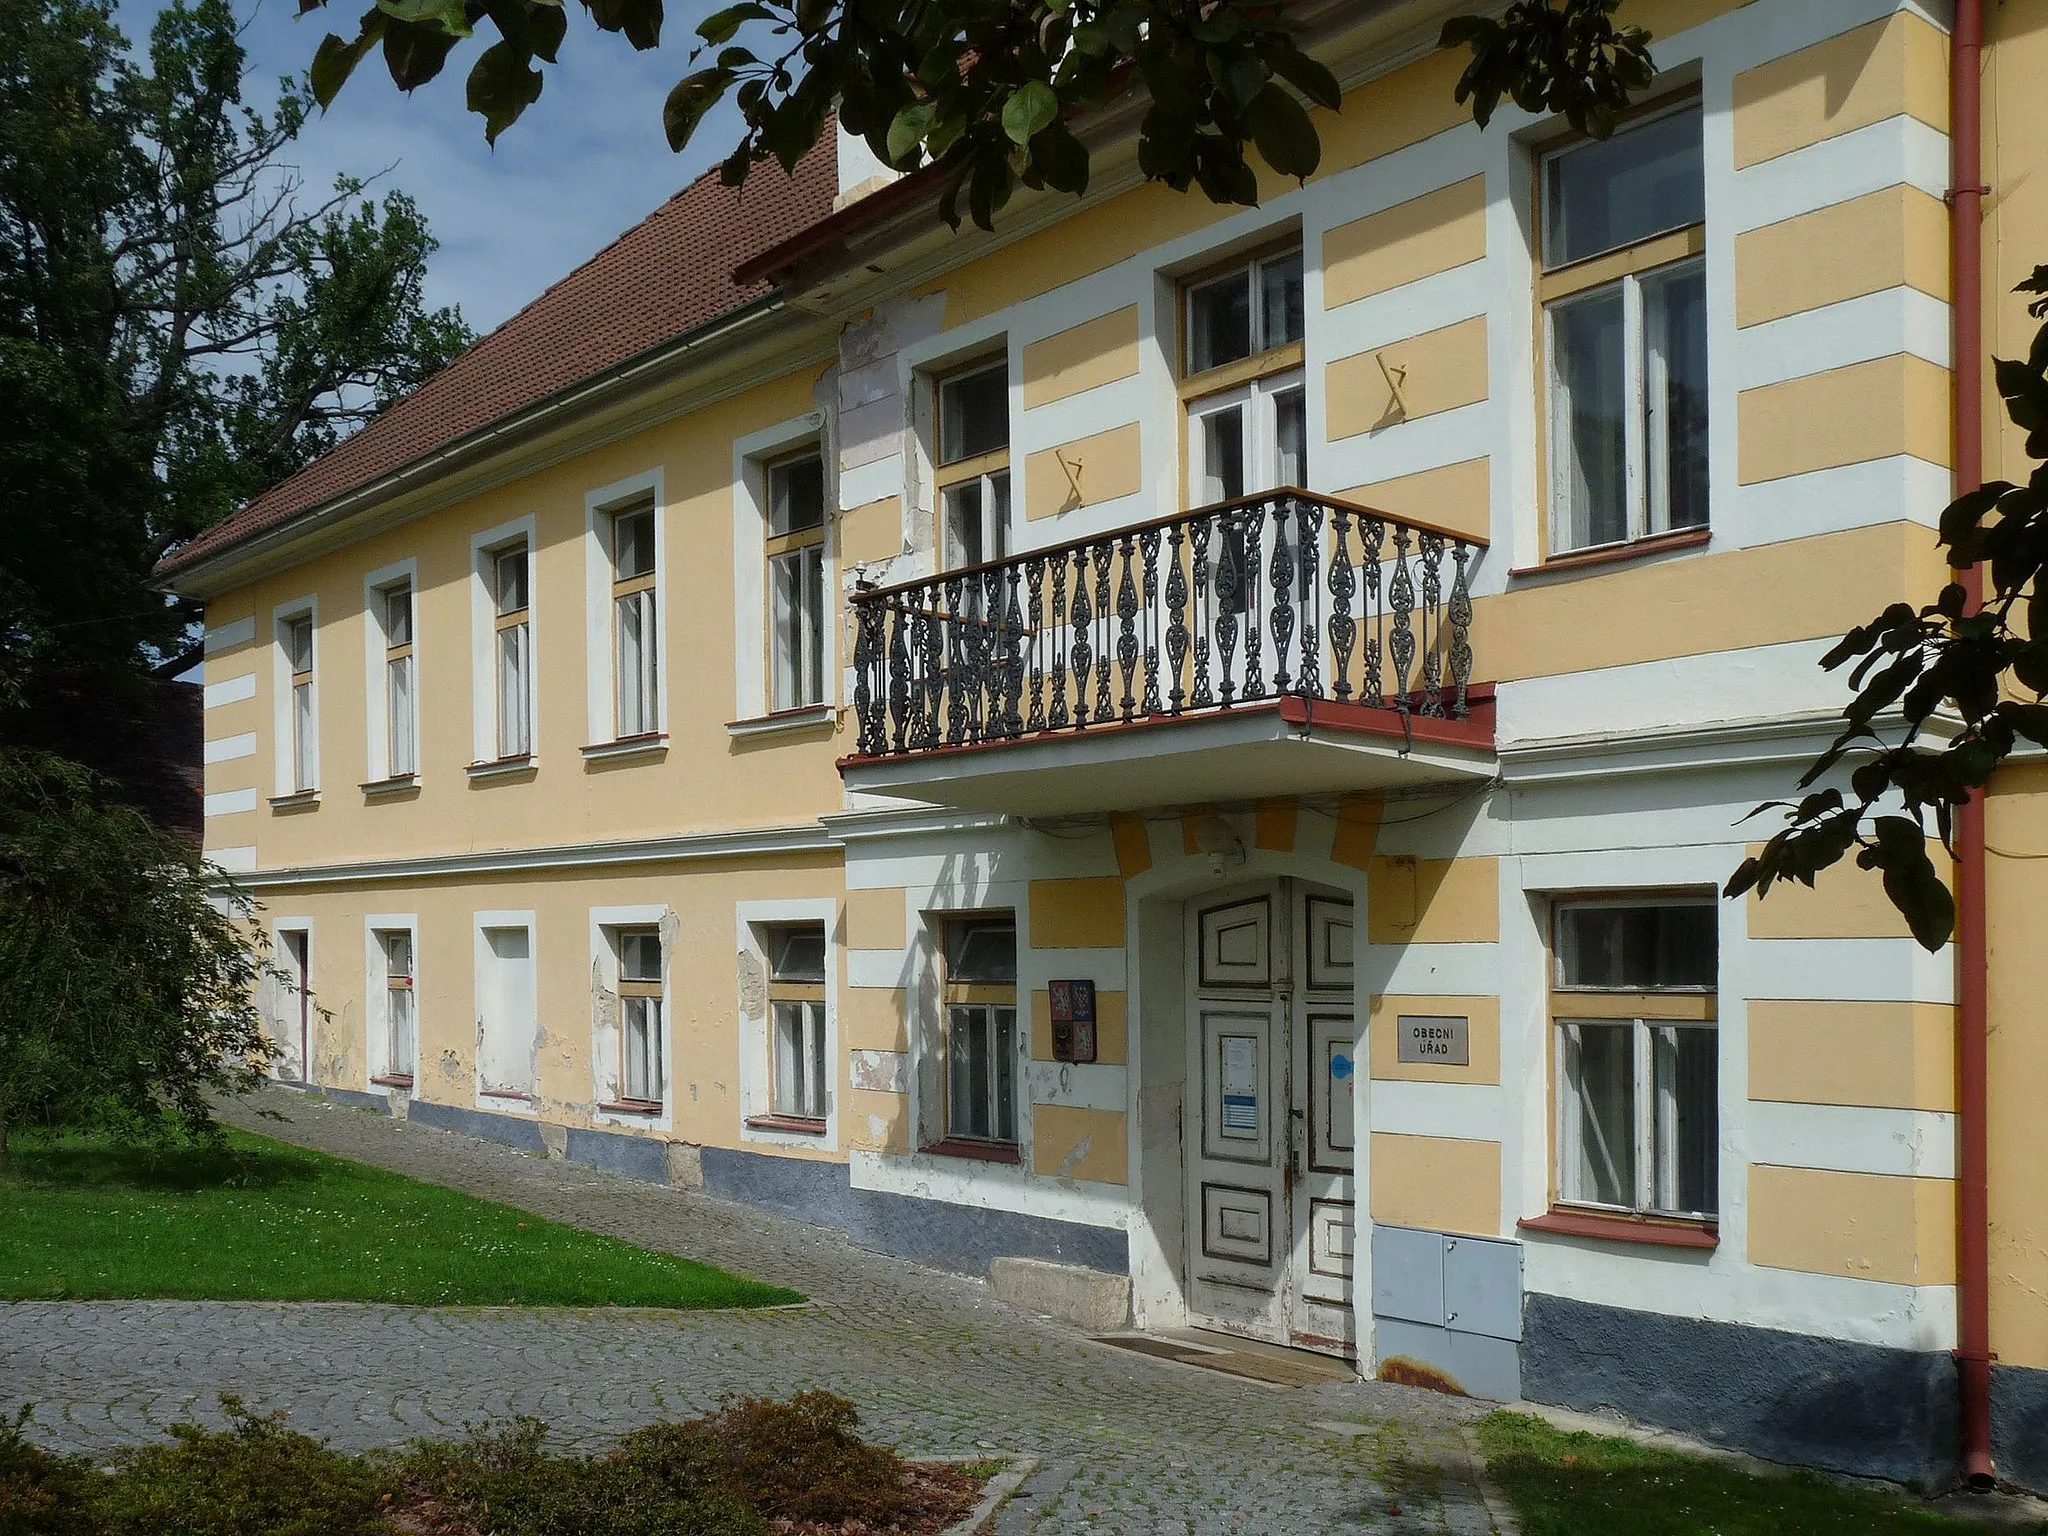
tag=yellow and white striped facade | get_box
[175,0,2048,1491]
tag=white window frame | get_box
[269,918,315,1083]
[473,910,539,1112]
[1186,369,1306,507]
[1182,246,1305,379]
[469,516,538,769]
[766,447,830,713]
[732,412,836,726]
[362,557,419,787]
[591,904,672,1129]
[938,914,1021,1149]
[270,596,318,799]
[364,914,419,1090]
[737,897,840,1150]
[582,470,667,750]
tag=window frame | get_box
[936,914,1020,1154]
[469,517,538,773]
[1547,893,1720,1227]
[609,502,660,741]
[1535,96,1709,563]
[764,922,829,1125]
[737,899,839,1146]
[367,918,418,1090]
[764,446,829,712]
[583,471,666,753]
[614,925,666,1110]
[1181,244,1306,384]
[271,598,319,800]
[1178,242,1309,510]
[364,571,419,786]
[934,359,1012,573]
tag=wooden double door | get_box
[1183,881,1358,1355]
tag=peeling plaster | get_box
[1057,1136,1094,1183]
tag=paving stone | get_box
[0,1088,1497,1533]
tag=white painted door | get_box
[1183,884,1358,1354]
[477,926,537,1100]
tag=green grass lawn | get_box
[0,1127,802,1309]
[1477,1411,2039,1536]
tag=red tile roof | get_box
[158,132,840,578]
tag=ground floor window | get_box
[941,916,1018,1147]
[375,928,415,1086]
[617,927,664,1106]
[767,924,828,1122]
[1552,898,1718,1219]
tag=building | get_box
[155,0,2048,1494]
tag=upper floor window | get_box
[766,923,829,1123]
[766,451,826,711]
[282,613,316,793]
[941,915,1018,1147]
[1183,248,1306,504]
[1541,103,1707,557]
[378,581,416,779]
[609,503,659,738]
[1552,897,1718,1221]
[936,361,1010,570]
[492,542,532,758]
[617,926,664,1106]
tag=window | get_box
[1183,249,1306,504]
[1552,899,1718,1220]
[492,543,532,757]
[1541,103,1707,556]
[610,504,659,738]
[942,916,1018,1146]
[935,361,1010,570]
[376,928,416,1086]
[766,924,828,1122]
[617,927,664,1106]
[379,582,416,779]
[766,451,826,710]
[283,613,316,793]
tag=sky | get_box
[124,0,751,335]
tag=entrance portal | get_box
[1183,881,1356,1354]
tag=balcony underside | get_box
[840,693,1496,818]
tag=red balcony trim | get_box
[1518,1208,1719,1250]
[839,686,1495,771]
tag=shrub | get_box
[89,1398,384,1536]
[670,1391,917,1526]
[0,1411,98,1536]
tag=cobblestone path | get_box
[2,1090,1501,1534]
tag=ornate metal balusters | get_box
[1418,532,1446,719]
[916,589,943,751]
[1447,540,1474,721]
[1388,524,1417,720]
[1241,508,1266,702]
[1190,516,1214,710]
[887,600,911,754]
[1068,546,1093,728]
[851,593,877,756]
[1092,542,1115,724]
[1328,503,1356,701]
[1164,522,1189,713]
[1001,564,1025,738]
[1025,556,1048,734]
[1269,496,1296,696]
[1115,533,1140,721]
[1212,512,1240,707]
[1140,528,1163,717]
[941,576,966,746]
[1361,518,1386,710]
[1294,496,1322,699]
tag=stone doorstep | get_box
[988,1256,1130,1333]
[917,1455,1039,1536]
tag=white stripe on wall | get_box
[204,673,256,709]
[1730,116,1949,235]
[203,788,258,817]
[210,845,258,873]
[203,732,257,765]
[202,616,256,654]
[1748,1102,1957,1181]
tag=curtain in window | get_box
[1655,1025,1718,1216]
[1643,262,1709,534]
[1551,287,1628,551]
[496,623,530,756]
[291,679,315,791]
[1562,1021,1635,1207]
[616,588,657,736]
[387,654,416,776]
[623,995,663,1102]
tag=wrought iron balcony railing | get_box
[848,489,1482,762]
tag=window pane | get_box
[949,1005,988,1140]
[613,507,656,580]
[992,1005,1017,1143]
[807,999,828,1118]
[496,623,529,756]
[617,589,656,735]
[388,655,415,776]
[939,364,1008,464]
[1273,387,1307,487]
[944,479,986,569]
[382,930,412,979]
[769,454,825,536]
[768,924,826,983]
[1557,903,1717,989]
[802,546,825,708]
[285,617,313,675]
[1655,1025,1719,1216]
[1259,251,1305,350]
[1196,402,1247,505]
[389,985,415,1075]
[624,996,661,1101]
[620,929,662,982]
[1643,261,1709,534]
[292,680,315,791]
[1188,270,1253,374]
[495,547,528,615]
[1563,1021,1635,1207]
[384,584,412,647]
[1550,284,1629,552]
[945,919,1016,984]
[1544,106,1704,267]
[773,1001,804,1115]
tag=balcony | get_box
[842,490,1494,818]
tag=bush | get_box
[89,1399,384,1536]
[0,1412,97,1536]
[667,1391,918,1526]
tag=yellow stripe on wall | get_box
[1023,423,1144,522]
[1029,988,1128,1065]
[1033,1104,1129,1184]
[1021,306,1141,410]
[1028,876,1126,949]
[1341,458,1490,546]
[1746,839,1952,940]
[1366,856,1499,945]
[1748,1164,1956,1286]
[1323,177,1488,311]
[1327,317,1489,442]
[841,986,909,1052]
[1368,994,1502,1085]
[1748,1001,1955,1112]
[1732,10,1951,171]
[1739,354,1952,484]
[1369,1132,1501,1237]
[1735,186,1950,328]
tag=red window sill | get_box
[922,1138,1021,1165]
[746,1114,827,1136]
[370,1074,415,1090]
[1509,526,1710,579]
[600,1099,664,1116]
[1518,1208,1719,1250]
[479,1088,535,1103]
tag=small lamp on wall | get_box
[1190,813,1246,877]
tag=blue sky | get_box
[126,0,748,334]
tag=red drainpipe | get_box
[1949,0,1994,1491]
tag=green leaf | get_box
[697,2,768,45]
[585,0,662,50]
[466,40,543,142]
[1245,83,1319,180]
[662,68,731,153]
[1001,80,1059,147]
[1267,45,1342,112]
[310,19,384,108]
[1869,817,1956,952]
[886,100,935,165]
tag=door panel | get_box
[1198,896,1272,988]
